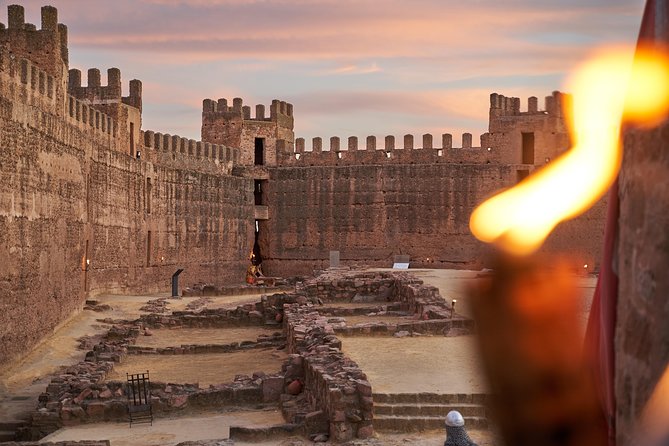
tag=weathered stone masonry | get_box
[0,6,254,368]
[0,4,606,369]
[28,270,471,442]
[262,93,606,275]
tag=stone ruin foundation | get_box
[18,270,483,443]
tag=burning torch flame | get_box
[470,46,669,255]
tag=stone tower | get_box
[201,97,294,168]
[201,97,294,267]
[68,67,142,157]
[482,91,571,181]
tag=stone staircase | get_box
[0,392,37,443]
[373,392,489,432]
[0,418,29,442]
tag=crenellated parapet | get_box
[0,47,116,140]
[202,97,293,123]
[0,5,68,78]
[489,91,567,118]
[487,91,570,164]
[68,67,142,112]
[201,97,294,168]
[139,129,239,173]
[279,132,496,166]
[65,93,116,138]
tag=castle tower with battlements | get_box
[201,97,295,260]
[0,5,68,77]
[201,97,294,168]
[483,91,571,171]
[0,5,69,115]
[68,67,143,157]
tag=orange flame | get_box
[470,45,669,255]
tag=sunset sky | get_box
[13,0,646,147]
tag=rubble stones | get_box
[139,298,170,314]
[25,269,475,443]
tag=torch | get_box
[468,46,669,446]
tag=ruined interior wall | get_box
[264,162,605,276]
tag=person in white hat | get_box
[444,410,478,446]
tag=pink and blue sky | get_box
[13,0,646,145]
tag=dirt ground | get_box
[338,315,416,326]
[169,294,267,312]
[42,411,495,446]
[342,335,487,394]
[135,327,278,349]
[0,292,271,423]
[41,409,285,445]
[320,303,389,309]
[107,350,287,387]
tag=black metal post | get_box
[171,268,184,297]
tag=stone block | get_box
[233,386,263,403]
[304,410,329,434]
[85,401,106,418]
[357,423,375,439]
[262,376,284,402]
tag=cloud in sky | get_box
[10,0,647,141]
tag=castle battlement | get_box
[0,44,119,143]
[278,132,494,166]
[294,132,481,152]
[68,67,142,111]
[140,129,239,167]
[490,91,568,117]
[202,97,293,122]
[0,5,68,76]
[66,94,116,138]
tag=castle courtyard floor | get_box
[107,350,288,387]
[0,269,596,445]
[342,335,486,395]
[0,292,267,428]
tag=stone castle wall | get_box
[261,160,605,276]
[259,90,603,276]
[0,9,254,368]
[0,4,607,370]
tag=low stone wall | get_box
[278,270,475,442]
[284,303,373,442]
[299,270,455,320]
[29,312,288,439]
[137,292,312,329]
[26,269,474,443]
[299,271,399,303]
[331,317,475,337]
